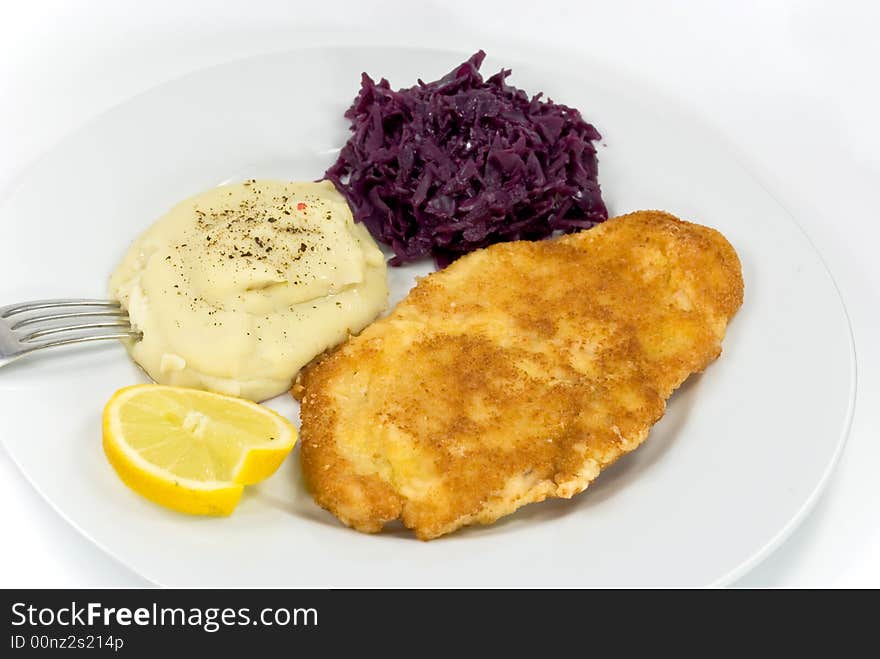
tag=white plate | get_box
[0,46,855,587]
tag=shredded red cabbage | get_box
[325,50,608,267]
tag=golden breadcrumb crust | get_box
[294,211,744,539]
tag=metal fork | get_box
[0,299,140,368]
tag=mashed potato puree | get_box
[110,180,388,401]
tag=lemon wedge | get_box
[102,384,297,515]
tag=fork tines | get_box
[0,299,139,355]
[0,298,122,319]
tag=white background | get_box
[0,0,877,587]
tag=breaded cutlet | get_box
[294,210,744,539]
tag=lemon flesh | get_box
[103,384,297,515]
